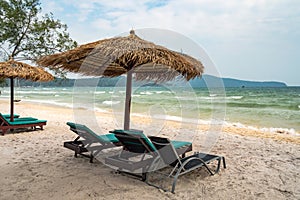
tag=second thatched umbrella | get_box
[37,30,204,130]
[0,60,54,121]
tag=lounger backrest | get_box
[112,129,157,154]
[66,122,104,143]
[150,136,181,166]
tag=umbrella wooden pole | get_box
[10,77,14,122]
[124,70,133,130]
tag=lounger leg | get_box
[215,157,222,174]
[209,156,226,174]
[172,171,181,193]
[223,157,226,169]
[141,173,147,181]
[89,154,94,163]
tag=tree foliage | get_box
[0,0,77,65]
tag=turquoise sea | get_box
[0,86,299,134]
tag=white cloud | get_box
[67,0,291,41]
[41,0,300,39]
[39,0,300,85]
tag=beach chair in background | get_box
[0,113,47,135]
[105,129,193,181]
[147,136,226,193]
[64,122,121,163]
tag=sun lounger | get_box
[147,136,226,193]
[105,129,192,181]
[64,122,121,163]
[0,113,47,135]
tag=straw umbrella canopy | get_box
[37,30,204,130]
[0,60,54,121]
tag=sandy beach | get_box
[0,100,299,200]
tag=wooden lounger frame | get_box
[0,114,46,135]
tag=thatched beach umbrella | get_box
[37,30,204,130]
[0,60,54,121]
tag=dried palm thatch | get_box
[0,60,54,122]
[37,30,204,82]
[0,60,54,82]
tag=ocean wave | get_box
[2,90,59,94]
[226,102,269,108]
[197,96,243,100]
[23,99,110,114]
[94,107,109,113]
[155,91,171,94]
[23,99,73,108]
[197,96,223,100]
[148,114,225,125]
[228,122,299,136]
[227,96,243,100]
[140,91,153,95]
[102,101,120,105]
[1,90,75,95]
[94,91,106,94]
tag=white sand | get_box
[0,100,299,199]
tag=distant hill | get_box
[4,74,287,88]
[189,75,287,88]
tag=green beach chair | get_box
[105,129,192,181]
[64,122,121,163]
[0,113,47,135]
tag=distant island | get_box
[189,75,287,88]
[3,74,287,88]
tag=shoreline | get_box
[1,99,299,144]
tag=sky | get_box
[40,0,300,86]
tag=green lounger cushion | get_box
[97,134,119,143]
[66,122,118,143]
[10,117,38,122]
[112,129,157,151]
[171,140,192,149]
[8,120,47,125]
[112,129,191,151]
